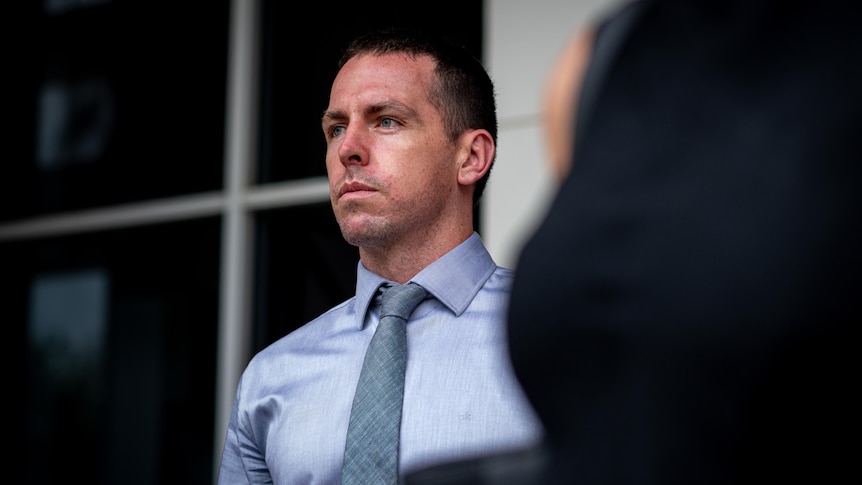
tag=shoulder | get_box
[479,265,515,300]
[492,265,515,284]
[243,297,355,374]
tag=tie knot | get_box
[379,282,427,322]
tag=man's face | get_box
[322,53,460,250]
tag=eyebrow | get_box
[321,101,418,127]
[370,101,416,119]
[321,109,346,126]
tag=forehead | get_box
[328,53,437,109]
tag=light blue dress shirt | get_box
[216,232,544,484]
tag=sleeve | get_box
[215,375,274,485]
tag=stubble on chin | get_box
[335,204,393,249]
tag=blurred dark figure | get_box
[506,0,862,483]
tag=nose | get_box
[337,123,368,166]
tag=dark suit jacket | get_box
[505,0,862,483]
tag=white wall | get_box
[482,0,623,269]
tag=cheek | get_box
[382,136,457,201]
[325,152,343,180]
[409,161,454,201]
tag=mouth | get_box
[338,180,377,200]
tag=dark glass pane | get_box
[257,0,485,183]
[253,203,359,353]
[3,1,230,222]
[3,218,221,485]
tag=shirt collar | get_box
[352,232,497,329]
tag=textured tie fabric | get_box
[342,282,428,485]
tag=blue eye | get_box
[380,118,395,128]
[332,126,346,137]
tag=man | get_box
[216,27,543,484]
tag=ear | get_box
[457,129,495,187]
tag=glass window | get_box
[4,218,221,485]
[3,1,230,222]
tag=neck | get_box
[360,224,474,284]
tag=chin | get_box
[337,220,392,250]
[336,221,369,247]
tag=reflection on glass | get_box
[27,268,110,483]
[29,267,108,378]
[36,80,115,170]
[44,0,112,16]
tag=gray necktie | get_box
[342,282,428,485]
